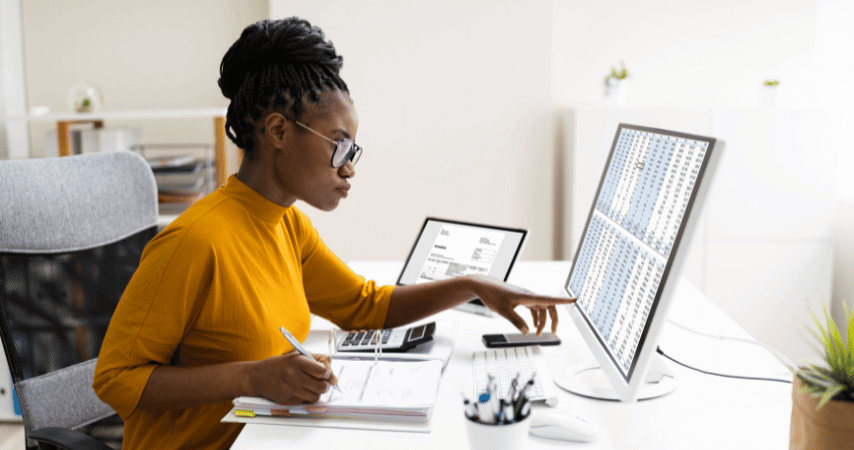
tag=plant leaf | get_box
[799,368,833,389]
[824,304,846,369]
[817,383,845,409]
[810,309,837,363]
[846,302,854,382]
[846,302,853,356]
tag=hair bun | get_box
[218,17,343,100]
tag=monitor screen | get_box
[565,124,717,383]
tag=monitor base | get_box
[553,357,676,401]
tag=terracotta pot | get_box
[790,377,854,449]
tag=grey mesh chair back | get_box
[0,152,158,449]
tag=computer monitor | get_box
[558,123,723,402]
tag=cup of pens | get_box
[463,375,533,450]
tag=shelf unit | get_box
[2,108,231,186]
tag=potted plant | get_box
[760,79,780,107]
[790,303,854,449]
[603,61,630,106]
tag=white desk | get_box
[231,261,794,449]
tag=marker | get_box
[502,400,515,424]
[461,391,478,419]
[280,327,342,393]
[507,373,520,402]
[519,400,531,419]
[515,378,535,415]
[477,391,495,424]
[488,376,501,422]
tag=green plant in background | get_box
[605,61,629,83]
[794,303,854,408]
[74,97,92,113]
[764,80,780,86]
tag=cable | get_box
[667,318,797,372]
[656,346,792,384]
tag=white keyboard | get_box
[472,346,559,406]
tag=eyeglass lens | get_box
[332,140,362,168]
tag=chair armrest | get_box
[28,427,114,450]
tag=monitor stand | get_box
[552,354,676,401]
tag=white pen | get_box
[280,327,342,393]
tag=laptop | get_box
[395,217,528,315]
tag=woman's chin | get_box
[312,199,341,212]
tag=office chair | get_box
[0,152,159,449]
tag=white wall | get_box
[0,0,29,160]
[270,0,556,263]
[551,0,853,364]
[8,0,853,361]
[21,0,268,159]
[552,0,847,110]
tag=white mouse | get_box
[528,410,600,442]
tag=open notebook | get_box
[224,358,443,431]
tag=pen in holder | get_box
[465,405,530,450]
[463,375,532,450]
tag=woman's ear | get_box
[263,113,288,146]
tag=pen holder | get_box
[465,413,530,450]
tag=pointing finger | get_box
[515,296,576,308]
[535,309,546,336]
[549,305,559,333]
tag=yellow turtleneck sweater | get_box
[94,175,393,449]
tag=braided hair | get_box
[218,17,349,159]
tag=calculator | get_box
[336,322,436,353]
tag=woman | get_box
[94,17,573,449]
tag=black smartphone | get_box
[482,332,561,348]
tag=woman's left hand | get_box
[468,274,576,335]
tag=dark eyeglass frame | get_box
[284,115,362,168]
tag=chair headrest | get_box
[0,152,158,253]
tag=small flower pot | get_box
[790,376,854,449]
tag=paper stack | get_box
[141,147,216,215]
[227,359,443,425]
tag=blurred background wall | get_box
[1,0,852,364]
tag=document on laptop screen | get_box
[397,218,526,286]
[416,223,506,283]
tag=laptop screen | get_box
[396,218,527,286]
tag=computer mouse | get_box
[528,410,600,442]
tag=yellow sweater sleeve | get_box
[93,226,214,420]
[294,209,394,330]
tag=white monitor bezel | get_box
[563,124,724,403]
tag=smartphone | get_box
[482,332,561,348]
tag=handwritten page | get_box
[233,359,443,413]
[320,359,441,407]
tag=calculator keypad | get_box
[341,329,392,347]
[338,329,407,350]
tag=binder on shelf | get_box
[155,170,211,191]
[145,153,195,170]
[134,144,217,216]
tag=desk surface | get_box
[232,261,793,450]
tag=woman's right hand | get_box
[249,351,339,405]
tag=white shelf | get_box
[0,107,227,123]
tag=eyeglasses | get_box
[285,116,362,168]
